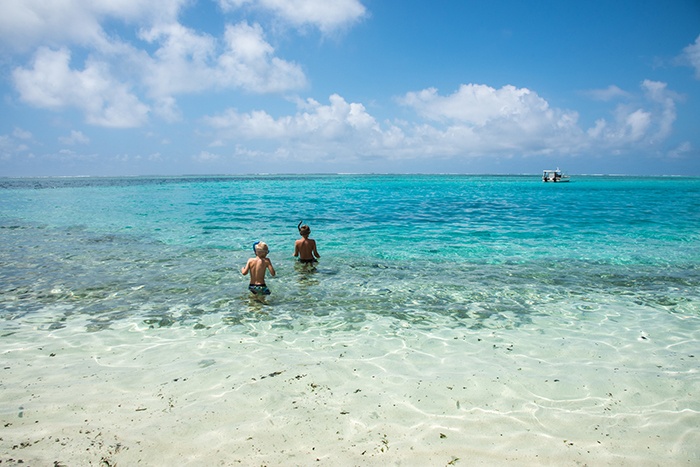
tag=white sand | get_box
[1,306,699,466]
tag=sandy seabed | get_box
[1,306,699,467]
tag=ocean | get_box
[1,174,699,465]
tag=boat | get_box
[542,168,570,182]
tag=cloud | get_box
[400,84,553,125]
[0,127,34,161]
[10,18,305,127]
[218,0,366,33]
[59,130,90,145]
[134,20,307,118]
[585,85,631,101]
[13,47,150,128]
[193,151,221,162]
[667,141,692,159]
[204,87,589,161]
[204,94,394,162]
[0,0,187,54]
[1,2,688,171]
[398,84,584,154]
[137,22,219,98]
[682,34,700,79]
[204,81,683,163]
[0,136,15,161]
[206,94,380,141]
[5,2,307,126]
[13,128,33,140]
[0,129,33,161]
[216,22,307,92]
[641,80,678,141]
[587,80,679,145]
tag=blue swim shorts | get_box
[248,284,271,295]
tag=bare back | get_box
[242,256,275,284]
[294,237,319,260]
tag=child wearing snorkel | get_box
[294,221,320,264]
[242,241,276,296]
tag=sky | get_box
[1,0,700,177]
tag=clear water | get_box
[2,175,698,332]
[1,175,699,464]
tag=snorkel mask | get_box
[252,241,269,254]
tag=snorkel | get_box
[298,221,310,237]
[252,241,269,256]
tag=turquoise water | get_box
[1,175,699,464]
[2,175,698,331]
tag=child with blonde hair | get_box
[242,241,276,296]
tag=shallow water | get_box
[1,175,699,464]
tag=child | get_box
[294,221,321,264]
[241,241,276,296]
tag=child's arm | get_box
[266,259,276,277]
[293,239,300,257]
[311,239,320,258]
[241,259,251,275]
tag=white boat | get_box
[542,168,570,182]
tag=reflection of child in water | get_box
[241,241,276,295]
[294,222,320,264]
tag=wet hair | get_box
[298,221,310,236]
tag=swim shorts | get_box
[248,284,271,295]
[298,258,318,264]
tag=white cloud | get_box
[0,136,14,161]
[204,88,589,161]
[45,149,98,163]
[1,2,687,170]
[218,0,366,33]
[217,22,307,92]
[205,93,379,139]
[0,130,34,161]
[399,84,577,129]
[641,80,677,141]
[13,47,150,128]
[204,81,683,163]
[194,151,221,162]
[624,109,652,141]
[0,0,187,54]
[13,128,33,140]
[204,94,395,162]
[5,2,306,127]
[682,34,700,79]
[667,141,692,159]
[138,22,218,98]
[587,80,679,146]
[586,85,630,101]
[59,130,90,145]
[398,84,584,155]
[137,20,306,105]
[152,96,182,123]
